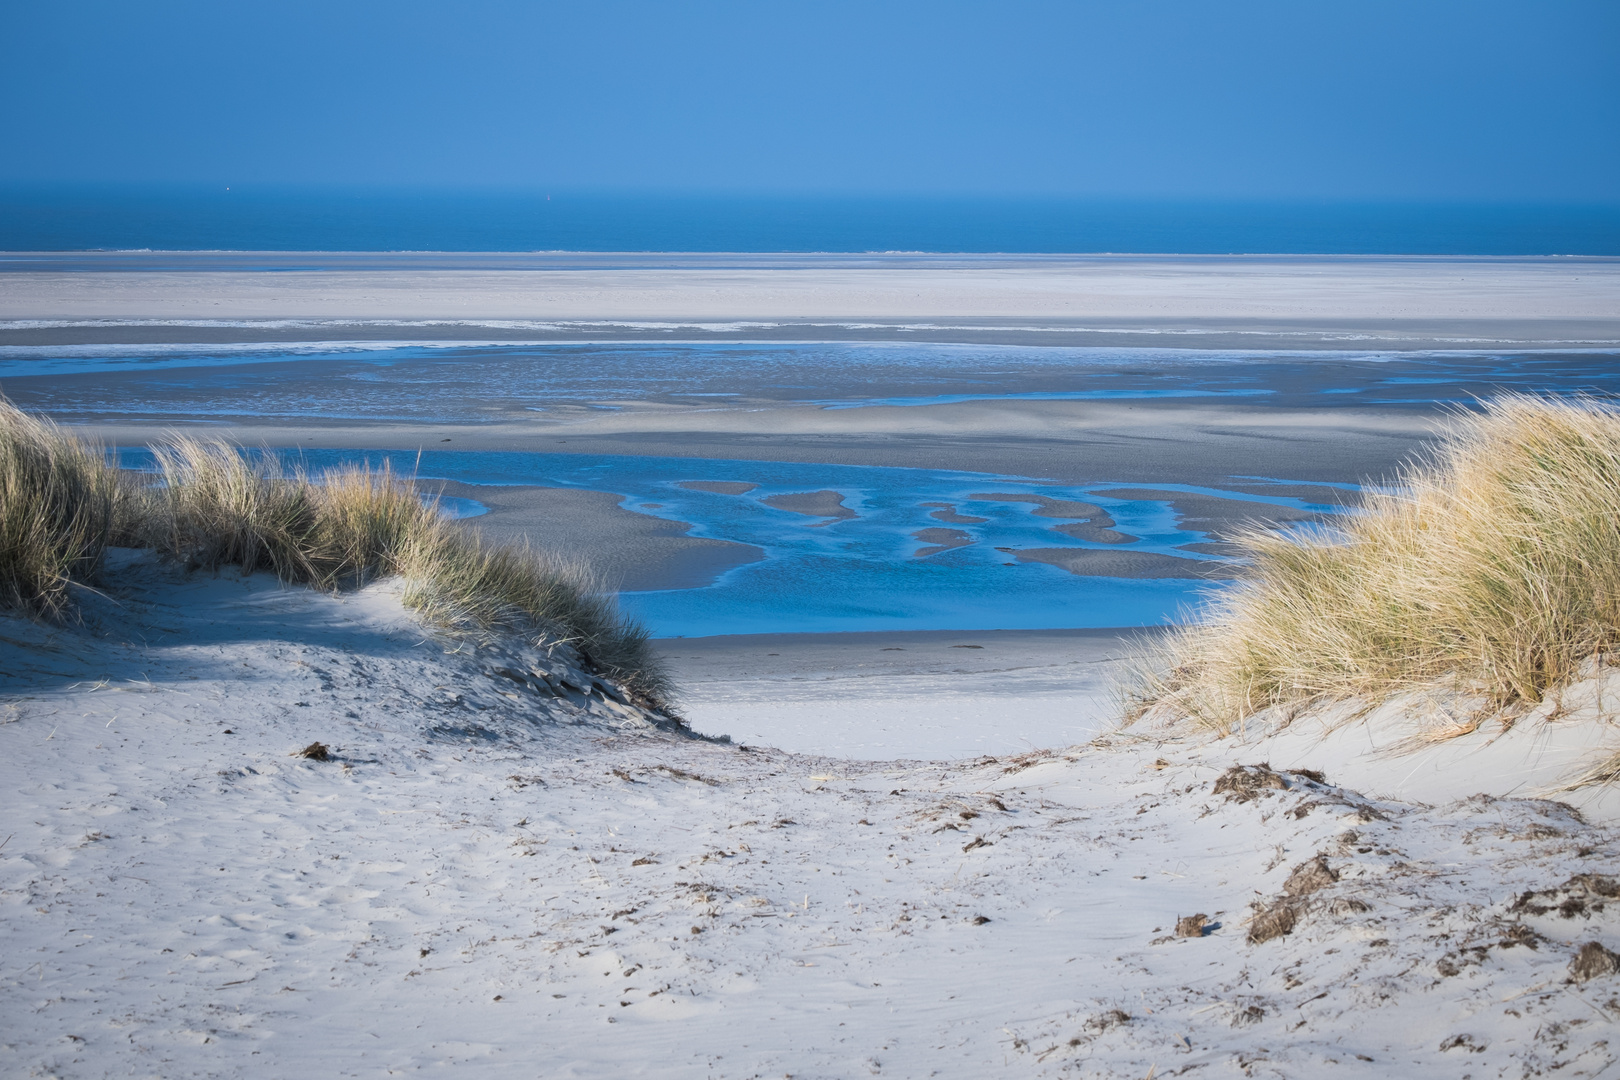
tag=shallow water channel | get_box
[131,448,1346,637]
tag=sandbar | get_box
[1097,486,1333,542]
[758,489,857,521]
[60,400,1430,550]
[920,501,988,524]
[969,491,1137,543]
[3,254,1618,352]
[1015,547,1241,579]
[421,479,763,592]
[676,479,758,495]
[911,526,974,557]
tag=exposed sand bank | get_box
[4,257,1618,343]
[421,479,763,593]
[921,501,989,525]
[911,526,973,556]
[59,401,1390,591]
[675,480,758,495]
[64,398,1435,489]
[971,491,1137,543]
[1016,547,1241,578]
[756,489,856,521]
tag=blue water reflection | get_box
[117,448,1345,637]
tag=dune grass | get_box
[0,400,670,710]
[0,402,125,618]
[1126,394,1620,734]
[145,437,438,590]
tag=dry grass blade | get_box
[397,528,670,707]
[0,400,671,711]
[1545,749,1620,794]
[0,399,125,618]
[148,437,323,582]
[1127,394,1620,743]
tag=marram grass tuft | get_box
[0,400,126,618]
[1126,394,1620,734]
[0,401,670,711]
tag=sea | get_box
[3,188,1620,254]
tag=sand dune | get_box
[4,562,1617,1077]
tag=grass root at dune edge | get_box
[0,398,673,713]
[1125,394,1620,780]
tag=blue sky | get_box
[2,0,1616,200]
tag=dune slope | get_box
[2,556,1618,1077]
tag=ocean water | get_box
[3,189,1619,254]
[120,447,1343,637]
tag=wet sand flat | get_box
[72,400,1430,597]
[911,526,974,556]
[758,489,857,520]
[1095,487,1331,542]
[920,501,988,525]
[676,479,758,495]
[969,491,1136,543]
[423,479,763,592]
[67,398,1440,489]
[1014,547,1241,579]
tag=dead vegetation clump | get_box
[1175,913,1212,938]
[1083,1008,1131,1035]
[297,741,332,761]
[1247,854,1349,945]
[1569,941,1620,982]
[1231,1004,1265,1027]
[1282,855,1339,897]
[1246,902,1300,945]
[1126,395,1620,747]
[1511,874,1619,919]
[0,399,670,710]
[1212,763,1327,804]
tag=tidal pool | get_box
[153,448,1344,638]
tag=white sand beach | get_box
[3,560,1617,1078]
[5,255,1619,333]
[653,628,1153,759]
[5,257,1620,1077]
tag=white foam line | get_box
[4,317,1617,347]
[1,337,1611,362]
